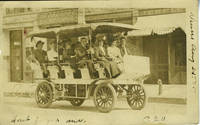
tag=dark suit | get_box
[33,49,47,64]
[74,43,95,78]
[33,49,48,78]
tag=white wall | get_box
[0,30,10,85]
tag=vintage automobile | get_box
[26,23,150,113]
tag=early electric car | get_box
[27,23,150,113]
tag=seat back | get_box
[62,66,74,79]
[80,68,90,79]
[47,65,59,79]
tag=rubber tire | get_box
[93,83,117,113]
[126,84,146,110]
[35,82,53,108]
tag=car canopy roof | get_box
[27,23,137,39]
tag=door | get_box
[143,35,169,84]
[10,30,23,82]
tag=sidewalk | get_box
[3,82,186,104]
[144,84,186,104]
[3,82,37,97]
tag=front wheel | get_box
[35,82,53,108]
[70,99,84,106]
[126,84,146,110]
[93,83,117,113]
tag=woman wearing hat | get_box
[107,39,124,71]
[94,37,121,78]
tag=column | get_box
[168,34,175,84]
[0,4,4,104]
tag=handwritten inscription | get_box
[188,44,196,63]
[11,115,31,123]
[189,12,197,87]
[144,115,166,122]
[189,12,195,40]
[10,115,87,125]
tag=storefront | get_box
[2,8,186,84]
[128,13,186,84]
[2,8,84,83]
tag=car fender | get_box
[88,79,114,97]
[36,80,55,93]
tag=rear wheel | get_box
[93,83,117,113]
[126,84,146,110]
[35,82,53,108]
[70,99,85,106]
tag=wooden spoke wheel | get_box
[70,99,85,106]
[35,82,53,108]
[126,84,146,110]
[93,83,117,113]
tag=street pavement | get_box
[0,97,187,125]
[3,83,187,104]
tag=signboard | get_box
[37,9,79,27]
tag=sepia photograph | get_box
[0,1,198,125]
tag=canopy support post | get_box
[88,28,93,60]
[56,34,60,63]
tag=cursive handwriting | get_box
[11,115,30,123]
[66,119,86,124]
[10,115,87,125]
[189,12,197,90]
[189,12,196,40]
[188,44,196,63]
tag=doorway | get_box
[10,30,23,82]
[143,35,169,84]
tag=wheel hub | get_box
[39,91,47,98]
[101,95,107,99]
[126,85,146,110]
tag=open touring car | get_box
[26,23,150,113]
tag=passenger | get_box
[119,36,128,57]
[33,40,48,77]
[107,39,123,64]
[63,41,75,63]
[73,37,95,78]
[94,38,121,78]
[107,39,124,71]
[33,41,47,63]
[47,41,58,62]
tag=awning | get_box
[91,22,137,33]
[128,13,186,36]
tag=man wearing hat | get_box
[33,40,48,77]
[73,37,96,78]
[33,40,48,64]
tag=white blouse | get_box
[47,49,58,61]
[107,46,122,62]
